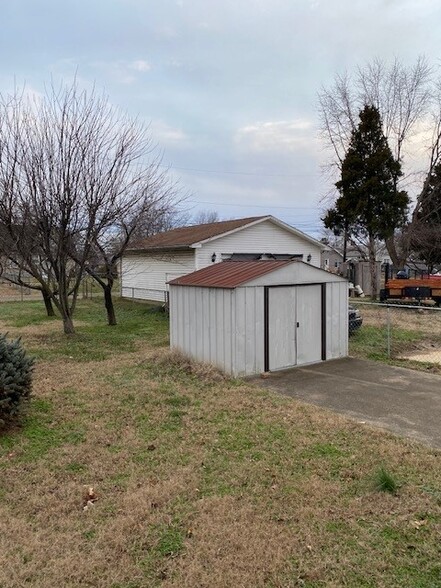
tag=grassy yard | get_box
[349,302,441,373]
[1,299,441,587]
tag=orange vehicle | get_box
[380,275,441,306]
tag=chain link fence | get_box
[349,300,441,371]
[0,278,109,303]
[0,280,42,302]
[0,279,168,306]
[121,286,168,305]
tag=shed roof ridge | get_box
[168,259,296,288]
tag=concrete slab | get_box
[254,357,441,449]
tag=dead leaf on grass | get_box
[82,486,98,510]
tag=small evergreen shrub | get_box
[374,467,398,494]
[0,333,34,425]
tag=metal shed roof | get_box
[168,260,295,288]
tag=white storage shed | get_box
[169,260,348,377]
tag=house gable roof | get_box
[127,215,325,253]
[168,260,295,288]
[127,216,265,252]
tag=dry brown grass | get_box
[0,282,41,302]
[1,300,441,587]
[357,302,441,334]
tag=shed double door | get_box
[268,285,322,370]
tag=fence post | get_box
[132,287,134,301]
[386,305,391,358]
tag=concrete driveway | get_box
[255,357,441,449]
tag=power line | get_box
[165,164,320,178]
[186,199,321,211]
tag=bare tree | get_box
[0,228,56,316]
[318,57,437,267]
[83,185,182,326]
[0,82,178,334]
[192,209,220,225]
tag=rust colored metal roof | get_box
[127,216,265,251]
[168,260,295,288]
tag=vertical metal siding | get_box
[225,289,234,374]
[169,286,177,348]
[234,288,246,375]
[170,285,238,375]
[325,282,348,359]
[245,288,255,375]
[254,287,265,374]
[232,286,265,376]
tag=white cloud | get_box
[150,120,187,147]
[235,119,318,153]
[129,60,151,72]
[88,59,152,84]
[166,58,184,69]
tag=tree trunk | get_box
[343,226,348,262]
[58,264,76,335]
[42,289,55,317]
[385,234,407,268]
[368,236,378,301]
[62,314,75,335]
[104,284,117,326]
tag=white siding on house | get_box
[195,219,322,269]
[121,251,195,302]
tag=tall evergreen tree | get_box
[410,163,441,272]
[323,105,409,298]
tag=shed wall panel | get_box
[326,282,348,359]
[170,288,178,348]
[245,288,255,375]
[223,290,233,374]
[196,220,322,268]
[170,285,238,374]
[253,288,265,374]
[234,288,246,376]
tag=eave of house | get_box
[192,215,328,250]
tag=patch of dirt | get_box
[399,349,441,363]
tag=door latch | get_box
[296,322,299,328]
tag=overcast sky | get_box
[1,0,441,236]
